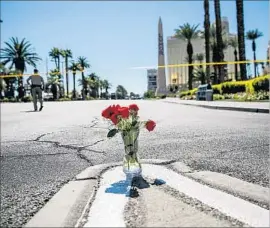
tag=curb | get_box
[164,100,269,114]
[24,159,175,228]
[24,159,269,227]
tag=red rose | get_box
[112,104,121,114]
[145,120,156,131]
[101,105,120,119]
[110,113,119,125]
[129,104,139,112]
[118,107,129,118]
[102,106,113,119]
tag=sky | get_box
[1,1,269,95]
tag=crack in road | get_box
[1,152,70,159]
[1,117,106,163]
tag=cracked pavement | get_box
[1,100,269,227]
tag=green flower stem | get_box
[121,128,141,176]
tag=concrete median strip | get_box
[185,171,269,207]
[24,160,269,227]
[164,99,269,114]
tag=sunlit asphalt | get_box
[1,100,268,227]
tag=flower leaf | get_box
[132,120,137,126]
[107,129,119,138]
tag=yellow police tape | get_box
[0,59,269,78]
[131,59,270,69]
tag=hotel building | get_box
[166,17,237,91]
[147,69,157,92]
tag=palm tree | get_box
[0,37,41,85]
[69,61,80,99]
[88,73,99,98]
[246,29,263,78]
[204,0,211,81]
[175,23,200,90]
[49,47,61,70]
[60,49,72,97]
[77,56,90,99]
[195,53,205,84]
[236,0,247,80]
[116,85,128,99]
[47,69,61,100]
[103,79,111,99]
[228,37,239,81]
[214,0,225,83]
[99,79,105,98]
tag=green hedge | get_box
[180,75,270,97]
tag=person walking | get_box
[26,69,44,111]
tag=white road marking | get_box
[143,164,269,227]
[83,166,130,227]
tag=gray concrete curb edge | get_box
[164,100,269,114]
[24,159,269,228]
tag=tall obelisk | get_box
[155,17,167,96]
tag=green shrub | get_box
[9,98,17,102]
[167,93,176,98]
[58,97,72,101]
[213,94,225,100]
[252,75,269,93]
[22,96,33,102]
[221,81,246,94]
[1,97,10,102]
[181,75,270,97]
[179,88,197,98]
[86,96,95,100]
[144,90,155,98]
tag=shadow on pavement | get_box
[20,110,36,113]
[105,180,131,196]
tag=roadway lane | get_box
[1,100,268,227]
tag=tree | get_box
[77,56,90,99]
[116,85,128,99]
[214,0,225,83]
[246,29,263,78]
[175,23,200,90]
[60,49,72,97]
[98,79,105,98]
[195,53,205,84]
[49,47,61,70]
[103,79,111,94]
[228,37,239,81]
[49,47,64,97]
[69,61,80,99]
[88,73,99,98]
[204,0,211,81]
[236,0,247,80]
[47,69,61,100]
[0,37,41,85]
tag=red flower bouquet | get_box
[101,104,156,179]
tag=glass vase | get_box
[121,128,142,180]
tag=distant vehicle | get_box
[110,93,116,100]
[43,92,54,101]
[125,96,129,100]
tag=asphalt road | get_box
[1,100,269,227]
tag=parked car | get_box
[110,93,116,100]
[43,92,54,101]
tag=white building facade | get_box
[147,69,157,92]
[166,17,237,90]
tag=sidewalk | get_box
[25,160,269,228]
[164,98,269,114]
